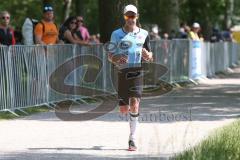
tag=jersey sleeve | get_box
[34,23,43,37]
[110,31,118,44]
[143,35,151,52]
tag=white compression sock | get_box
[129,112,139,141]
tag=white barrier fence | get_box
[0,40,239,112]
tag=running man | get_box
[108,4,153,151]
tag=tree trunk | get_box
[63,0,73,21]
[75,0,87,17]
[224,0,234,29]
[158,0,180,34]
[43,0,53,6]
[99,0,138,43]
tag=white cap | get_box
[193,22,200,28]
[123,4,138,14]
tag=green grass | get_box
[22,105,51,114]
[0,97,100,120]
[0,111,18,120]
[0,105,51,120]
[174,120,240,160]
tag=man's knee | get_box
[119,105,129,114]
[129,97,140,113]
[130,97,140,105]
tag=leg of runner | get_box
[128,97,140,151]
[119,105,129,114]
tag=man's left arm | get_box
[142,35,153,62]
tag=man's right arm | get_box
[34,23,45,45]
[108,32,127,65]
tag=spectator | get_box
[177,22,188,39]
[89,34,100,44]
[14,28,23,45]
[210,28,222,43]
[59,16,88,45]
[169,29,176,39]
[184,25,191,38]
[162,32,169,40]
[0,11,16,45]
[222,28,233,42]
[96,33,100,42]
[149,24,161,40]
[34,4,61,45]
[189,22,202,41]
[76,16,90,41]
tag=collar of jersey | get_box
[121,27,140,35]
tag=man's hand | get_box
[142,48,153,62]
[108,53,128,65]
[35,35,45,45]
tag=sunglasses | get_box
[2,16,10,20]
[124,15,137,20]
[70,21,77,24]
[44,6,53,11]
[77,20,83,23]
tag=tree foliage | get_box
[0,0,240,40]
[98,0,138,43]
[139,0,180,33]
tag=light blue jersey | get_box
[110,27,150,67]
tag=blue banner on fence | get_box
[190,41,202,79]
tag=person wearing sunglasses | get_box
[75,16,90,42]
[34,4,62,45]
[0,11,16,45]
[59,16,88,45]
[108,4,153,151]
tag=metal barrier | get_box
[8,45,48,110]
[0,46,11,111]
[170,40,190,82]
[46,44,78,103]
[0,40,239,112]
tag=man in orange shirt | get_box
[34,4,61,45]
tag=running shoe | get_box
[128,140,137,151]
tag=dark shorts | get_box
[118,67,143,106]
